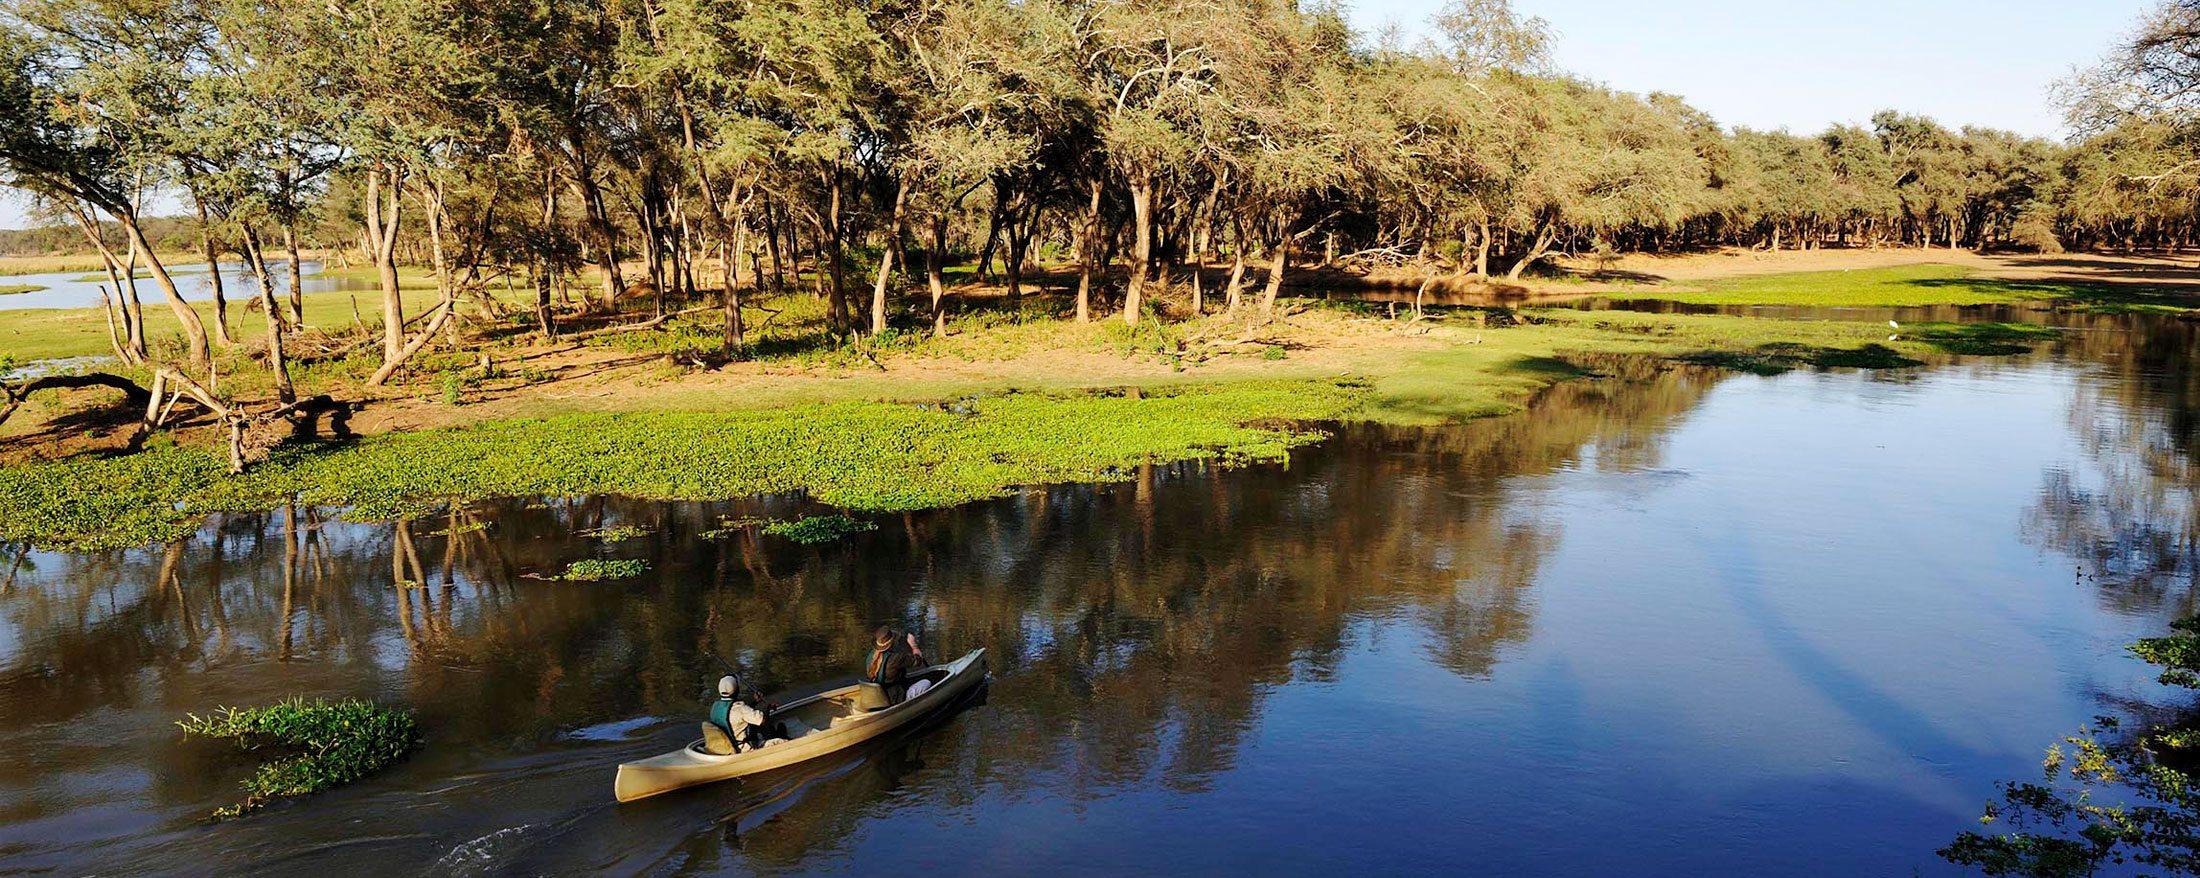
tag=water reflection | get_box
[2025,315,2200,615]
[0,310,2196,875]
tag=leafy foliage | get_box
[176,697,419,820]
[1942,616,2200,876]
[555,558,650,581]
[762,514,876,544]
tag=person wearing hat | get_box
[707,674,771,753]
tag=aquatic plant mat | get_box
[0,382,1359,550]
[177,697,420,819]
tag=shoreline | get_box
[0,250,2185,552]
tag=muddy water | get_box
[0,312,2194,876]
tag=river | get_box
[0,260,372,311]
[0,306,2193,876]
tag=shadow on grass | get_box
[1905,321,2058,355]
[1905,276,2199,312]
[1678,343,1923,375]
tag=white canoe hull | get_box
[615,648,987,803]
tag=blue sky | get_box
[1351,0,2145,136]
[0,0,2152,230]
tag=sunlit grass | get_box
[0,380,1364,550]
[1612,263,2191,309]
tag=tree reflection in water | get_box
[2024,314,2198,617]
[0,355,1717,873]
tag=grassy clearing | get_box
[177,697,419,820]
[0,381,1362,550]
[1614,263,2194,310]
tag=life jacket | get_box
[708,698,737,738]
[709,697,760,751]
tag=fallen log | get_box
[0,372,154,430]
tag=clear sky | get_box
[0,0,2153,230]
[1350,0,2147,137]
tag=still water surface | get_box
[0,310,2194,876]
[0,260,369,311]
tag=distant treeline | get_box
[0,217,202,258]
[1,0,2194,380]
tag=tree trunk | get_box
[1475,217,1491,276]
[196,199,234,345]
[1505,224,1556,281]
[870,180,904,336]
[1258,226,1291,318]
[281,223,305,326]
[364,166,406,366]
[1224,214,1248,314]
[1075,178,1103,324]
[122,215,212,368]
[240,223,294,403]
[827,171,849,331]
[928,217,950,337]
[975,182,1007,282]
[1123,172,1153,327]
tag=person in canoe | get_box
[704,674,781,754]
[865,626,927,704]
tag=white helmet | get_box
[718,674,739,698]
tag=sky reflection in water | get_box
[0,313,2192,876]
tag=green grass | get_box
[0,381,1364,550]
[1616,263,2194,310]
[177,697,419,820]
[0,284,44,296]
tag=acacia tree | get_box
[1080,0,1218,326]
[0,0,215,367]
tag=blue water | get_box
[0,315,2191,876]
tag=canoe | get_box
[614,648,987,803]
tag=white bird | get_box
[1888,319,1900,329]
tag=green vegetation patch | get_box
[0,284,44,296]
[1906,321,2059,355]
[555,558,650,581]
[1677,343,1921,375]
[0,381,1363,551]
[1617,263,2190,310]
[762,514,876,544]
[177,697,420,820]
[582,524,649,543]
[1943,616,2200,874]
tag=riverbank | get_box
[0,258,2090,550]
